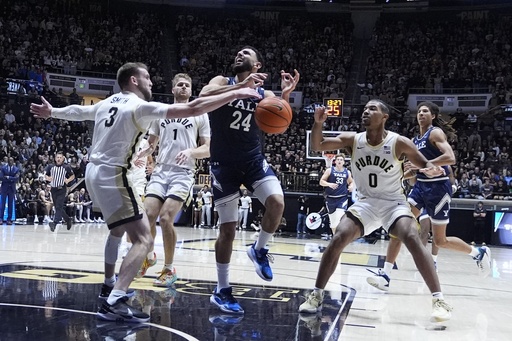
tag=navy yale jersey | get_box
[413,126,449,181]
[325,167,350,198]
[351,131,405,201]
[209,77,265,163]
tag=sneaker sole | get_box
[246,248,272,282]
[209,295,244,315]
[96,311,149,323]
[366,277,389,291]
[479,247,492,278]
[430,313,451,323]
[153,276,178,287]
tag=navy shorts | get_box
[408,179,452,224]
[325,195,349,214]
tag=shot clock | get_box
[323,98,343,117]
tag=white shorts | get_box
[216,177,282,224]
[347,197,415,236]
[85,163,144,229]
[146,164,194,204]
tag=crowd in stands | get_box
[0,0,511,224]
[362,13,512,107]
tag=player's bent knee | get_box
[265,195,284,213]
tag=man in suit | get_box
[0,157,19,224]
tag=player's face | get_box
[417,105,433,126]
[172,78,192,101]
[361,101,386,127]
[335,157,344,166]
[136,68,152,101]
[233,48,258,74]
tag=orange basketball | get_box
[255,97,293,134]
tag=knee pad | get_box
[105,234,122,265]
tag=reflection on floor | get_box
[0,223,511,340]
[0,264,352,340]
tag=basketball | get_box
[305,212,322,230]
[255,97,293,134]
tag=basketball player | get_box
[136,73,211,287]
[367,102,491,292]
[319,153,353,237]
[30,62,261,322]
[199,46,299,314]
[237,189,252,229]
[299,100,453,322]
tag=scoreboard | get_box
[323,98,343,117]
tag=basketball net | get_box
[323,153,335,168]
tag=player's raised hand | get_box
[280,69,300,94]
[314,105,328,124]
[30,96,53,119]
[240,73,267,88]
[404,160,420,171]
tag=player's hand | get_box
[419,166,445,178]
[136,145,153,160]
[175,149,192,166]
[280,69,300,94]
[314,105,328,123]
[133,159,145,168]
[240,73,267,89]
[146,164,154,175]
[30,96,53,119]
[329,183,338,190]
[234,88,262,100]
[403,161,420,171]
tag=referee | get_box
[45,151,75,232]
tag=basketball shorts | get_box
[347,197,415,236]
[146,164,194,206]
[85,163,144,229]
[325,195,349,214]
[210,157,282,223]
[408,179,451,225]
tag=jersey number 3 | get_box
[105,107,118,127]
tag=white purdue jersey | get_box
[128,139,150,196]
[88,92,168,167]
[350,131,405,201]
[148,114,210,170]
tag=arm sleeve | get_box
[134,102,168,127]
[52,104,98,121]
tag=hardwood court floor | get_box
[0,222,510,340]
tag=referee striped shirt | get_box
[45,164,72,187]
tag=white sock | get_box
[432,254,438,262]
[164,263,174,271]
[104,276,116,287]
[469,247,480,258]
[432,292,444,300]
[107,289,126,305]
[255,230,273,250]
[313,287,324,297]
[216,263,230,290]
[383,261,393,275]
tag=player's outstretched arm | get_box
[166,88,260,119]
[30,96,97,121]
[280,69,300,102]
[199,73,267,97]
[311,106,355,152]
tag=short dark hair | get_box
[116,62,148,90]
[241,45,264,69]
[368,99,390,115]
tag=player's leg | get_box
[299,211,363,313]
[249,177,284,281]
[391,215,452,322]
[153,195,185,287]
[419,214,438,271]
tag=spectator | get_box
[0,157,19,224]
[471,201,487,246]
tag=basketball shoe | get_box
[299,313,322,337]
[95,320,149,339]
[97,296,150,323]
[431,298,453,322]
[298,290,324,313]
[136,252,157,278]
[474,246,491,277]
[98,284,136,301]
[210,287,244,314]
[153,267,178,287]
[247,243,274,281]
[209,313,244,337]
[366,268,390,291]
